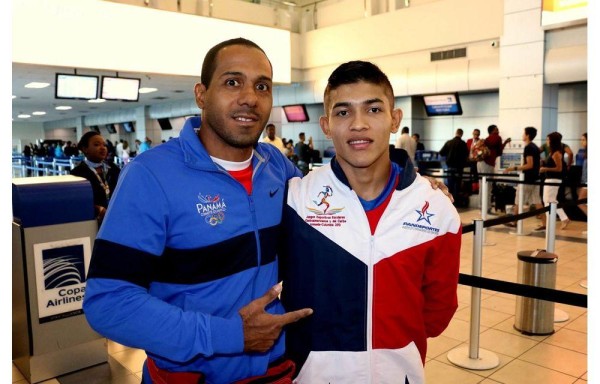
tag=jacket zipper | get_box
[367,235,374,384]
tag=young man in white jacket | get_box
[280,60,462,384]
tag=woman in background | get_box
[70,131,121,223]
[539,132,570,230]
[576,133,587,231]
[121,140,131,165]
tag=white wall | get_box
[13,0,292,83]
[277,83,586,158]
[12,122,44,153]
[557,82,587,153]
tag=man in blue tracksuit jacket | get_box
[83,38,312,384]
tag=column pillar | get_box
[498,1,557,145]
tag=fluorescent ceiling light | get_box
[12,95,17,99]
[25,82,50,89]
[55,105,72,110]
[88,98,106,103]
[138,87,158,94]
[32,111,47,115]
[18,114,31,118]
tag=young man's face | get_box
[194,45,273,160]
[320,81,402,172]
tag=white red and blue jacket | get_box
[83,117,301,384]
[280,155,461,384]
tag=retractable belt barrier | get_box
[458,197,588,309]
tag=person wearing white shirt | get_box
[261,123,287,154]
[395,126,416,163]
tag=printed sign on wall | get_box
[33,237,92,323]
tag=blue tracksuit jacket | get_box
[82,117,301,383]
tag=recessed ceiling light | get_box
[18,114,31,118]
[139,87,158,94]
[56,106,72,110]
[88,98,106,103]
[25,82,50,89]
[32,111,47,116]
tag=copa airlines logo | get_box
[402,200,439,234]
[43,245,86,289]
[197,193,227,226]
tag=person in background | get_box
[478,124,511,214]
[439,128,469,203]
[466,128,481,154]
[502,126,544,228]
[121,140,131,165]
[63,140,78,157]
[133,139,142,156]
[294,132,313,174]
[576,132,587,227]
[540,131,573,169]
[105,139,116,161]
[139,137,152,153]
[54,141,66,158]
[539,131,574,203]
[539,132,570,231]
[412,133,425,151]
[82,37,312,384]
[70,131,121,223]
[285,138,297,162]
[280,60,461,383]
[395,126,416,163]
[261,123,287,154]
[466,128,482,193]
[22,144,32,157]
[115,139,124,161]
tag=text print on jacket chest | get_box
[304,185,347,227]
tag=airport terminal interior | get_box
[12,208,589,384]
[11,0,592,383]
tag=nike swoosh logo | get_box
[270,188,279,198]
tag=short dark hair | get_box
[266,123,275,130]
[401,126,409,134]
[77,131,102,151]
[201,38,270,89]
[412,133,420,139]
[323,60,394,113]
[524,126,537,141]
[456,128,464,136]
[487,124,497,134]
[473,129,481,134]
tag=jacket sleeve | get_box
[83,277,243,362]
[82,161,244,363]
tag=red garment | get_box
[483,133,504,167]
[228,164,253,195]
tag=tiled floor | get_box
[13,208,588,384]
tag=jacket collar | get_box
[178,116,268,172]
[330,148,416,192]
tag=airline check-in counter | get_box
[13,175,107,383]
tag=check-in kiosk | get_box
[13,175,108,383]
